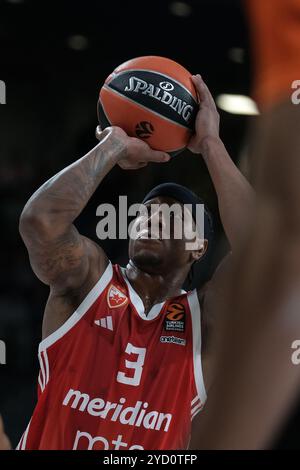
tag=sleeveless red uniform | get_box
[17,263,206,450]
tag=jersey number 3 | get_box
[117,343,146,387]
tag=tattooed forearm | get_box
[22,128,127,230]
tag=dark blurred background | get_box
[0,0,299,449]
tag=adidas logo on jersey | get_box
[94,316,113,331]
[107,285,128,309]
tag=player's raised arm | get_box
[188,75,255,250]
[19,126,170,295]
[188,77,255,431]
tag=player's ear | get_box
[191,239,208,262]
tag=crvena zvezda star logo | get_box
[107,285,128,308]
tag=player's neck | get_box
[125,261,186,315]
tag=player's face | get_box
[128,196,205,274]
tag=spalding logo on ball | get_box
[98,56,199,157]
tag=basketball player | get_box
[17,75,253,450]
[189,0,300,449]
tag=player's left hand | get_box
[0,415,11,450]
[188,74,220,154]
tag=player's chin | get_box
[135,237,167,254]
[131,242,165,270]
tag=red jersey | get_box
[17,263,206,450]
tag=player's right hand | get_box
[95,126,170,170]
[187,75,220,154]
[0,415,11,450]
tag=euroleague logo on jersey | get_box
[107,284,128,309]
[164,302,185,332]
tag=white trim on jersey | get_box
[21,419,31,450]
[38,353,46,392]
[191,402,204,420]
[120,265,186,321]
[38,351,46,391]
[188,289,207,420]
[16,419,32,450]
[191,395,200,406]
[120,266,165,320]
[38,371,43,393]
[16,435,22,450]
[38,350,50,392]
[44,350,49,385]
[38,262,113,352]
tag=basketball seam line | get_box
[102,84,193,132]
[98,97,112,126]
[100,87,186,153]
[99,90,185,154]
[100,95,183,153]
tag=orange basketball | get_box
[98,56,199,157]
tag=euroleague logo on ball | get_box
[134,82,174,138]
[135,121,154,139]
[159,81,174,91]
